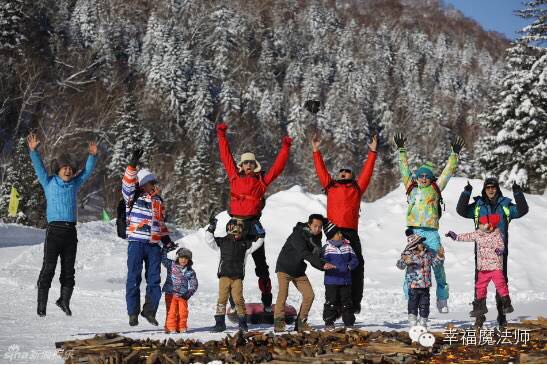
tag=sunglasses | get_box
[242,160,256,165]
[418,174,431,179]
[339,169,352,174]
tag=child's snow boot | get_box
[56,286,73,316]
[211,315,226,332]
[500,296,514,314]
[37,288,49,317]
[408,314,418,328]
[436,299,449,313]
[474,314,486,329]
[274,317,286,333]
[238,315,248,332]
[469,299,488,317]
[418,317,428,329]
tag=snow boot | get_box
[418,317,428,329]
[274,317,286,333]
[238,315,248,333]
[129,315,139,326]
[141,296,158,326]
[37,288,49,317]
[474,314,486,329]
[211,315,226,332]
[295,317,312,332]
[325,322,335,331]
[495,293,508,327]
[500,296,514,314]
[436,299,449,313]
[56,286,73,316]
[353,303,361,314]
[469,299,488,317]
[408,314,418,328]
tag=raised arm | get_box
[356,135,378,192]
[510,183,529,218]
[204,230,220,251]
[27,133,51,188]
[263,136,292,186]
[216,123,238,179]
[121,149,143,204]
[456,181,476,219]
[73,146,97,188]
[311,133,333,189]
[436,152,458,191]
[455,231,478,242]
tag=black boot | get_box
[261,292,273,312]
[37,288,49,317]
[129,314,139,326]
[56,287,74,316]
[500,296,514,314]
[211,315,226,332]
[495,293,508,327]
[474,314,486,328]
[141,295,158,326]
[238,315,248,332]
[469,299,488,317]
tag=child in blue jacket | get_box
[321,219,359,330]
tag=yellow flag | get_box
[8,186,20,217]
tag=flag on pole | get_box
[8,186,20,217]
[101,209,111,222]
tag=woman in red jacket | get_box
[216,122,292,312]
[312,133,377,314]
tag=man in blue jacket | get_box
[27,132,97,317]
[456,177,529,328]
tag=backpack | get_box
[406,180,445,218]
[116,189,142,239]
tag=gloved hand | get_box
[129,148,143,167]
[445,231,457,240]
[393,133,406,149]
[451,137,465,154]
[464,180,473,192]
[216,123,228,134]
[161,236,177,251]
[207,215,218,233]
[282,136,293,145]
[512,182,522,193]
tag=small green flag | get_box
[8,186,20,217]
[101,209,111,222]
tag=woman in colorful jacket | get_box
[393,133,465,313]
[216,122,292,312]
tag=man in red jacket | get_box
[216,122,292,312]
[312,133,377,313]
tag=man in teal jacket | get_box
[27,132,97,317]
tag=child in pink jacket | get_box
[446,214,514,318]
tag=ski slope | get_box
[0,177,545,363]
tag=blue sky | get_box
[442,0,529,39]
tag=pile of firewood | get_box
[56,317,546,364]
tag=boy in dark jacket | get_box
[321,220,359,330]
[274,214,336,333]
[161,247,198,333]
[205,217,264,333]
[396,229,444,329]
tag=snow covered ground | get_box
[0,177,545,363]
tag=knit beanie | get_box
[415,162,436,180]
[323,219,340,240]
[404,229,426,251]
[137,168,157,186]
[176,247,193,265]
[52,154,77,174]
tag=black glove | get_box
[161,236,177,251]
[512,182,522,193]
[393,133,406,149]
[129,148,144,167]
[464,180,473,192]
[451,137,465,154]
[207,215,218,233]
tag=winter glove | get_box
[451,137,465,154]
[512,182,522,193]
[495,247,505,256]
[161,236,177,251]
[464,180,473,192]
[393,133,406,149]
[445,231,457,240]
[282,136,293,146]
[304,99,321,115]
[216,123,228,135]
[129,148,143,167]
[207,216,218,233]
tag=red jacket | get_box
[313,150,377,230]
[217,126,291,217]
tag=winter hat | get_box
[337,166,354,178]
[479,214,500,228]
[415,162,436,180]
[52,154,77,174]
[482,177,503,200]
[237,152,261,173]
[137,168,157,186]
[176,247,193,264]
[405,229,426,251]
[323,218,340,240]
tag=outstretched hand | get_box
[27,133,40,151]
[451,137,465,154]
[129,148,143,167]
[445,231,457,240]
[368,134,378,152]
[311,133,321,152]
[512,182,522,193]
[393,133,406,149]
[88,141,98,156]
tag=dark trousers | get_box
[408,288,430,318]
[340,228,364,309]
[37,222,78,289]
[323,284,355,326]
